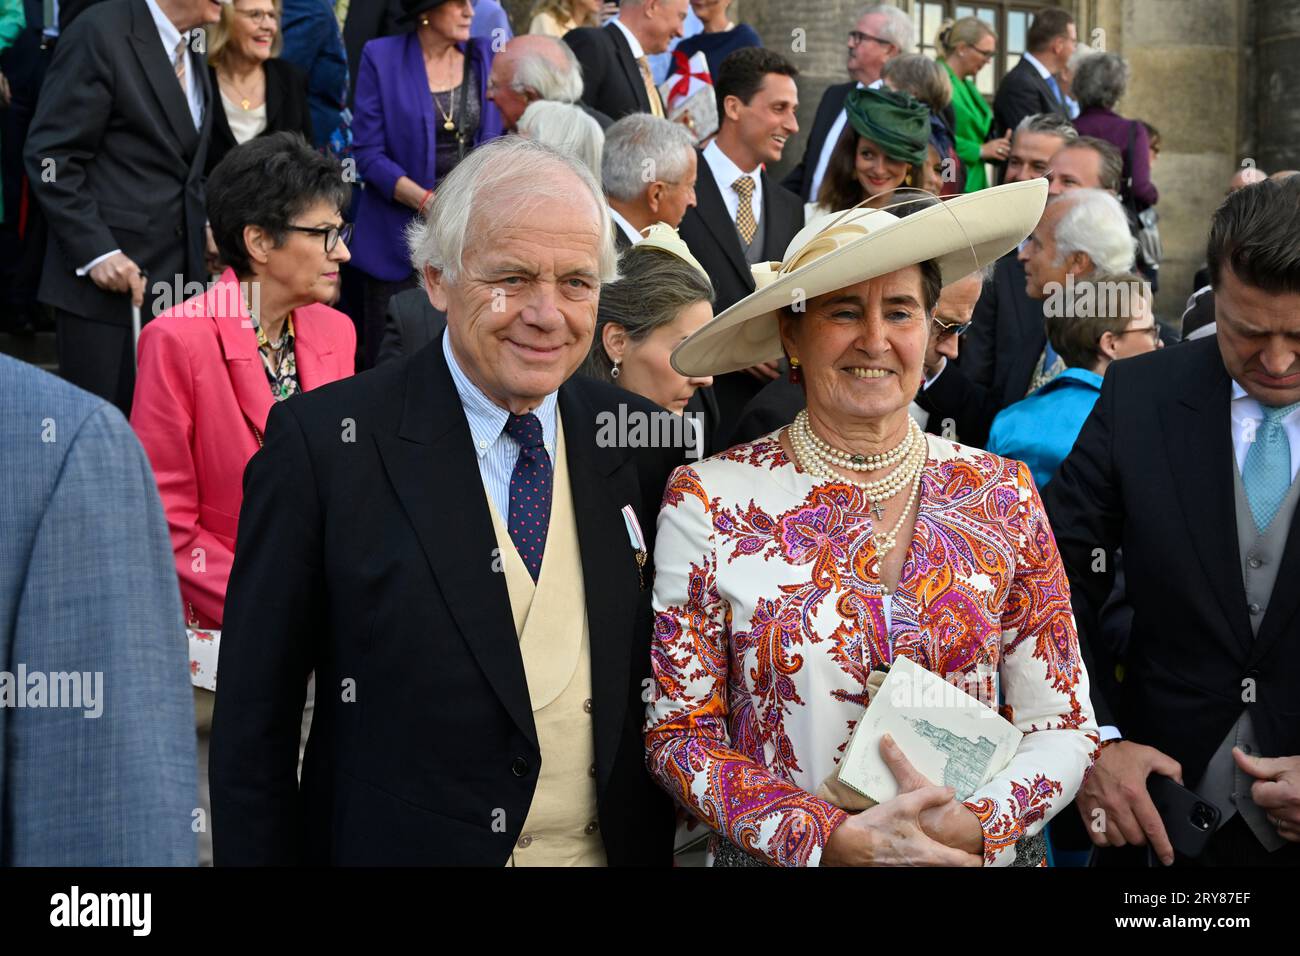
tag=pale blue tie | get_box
[1242,401,1300,531]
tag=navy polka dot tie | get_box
[504,412,552,581]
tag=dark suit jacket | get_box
[564,23,663,122]
[343,0,405,100]
[1042,337,1300,783]
[205,59,314,174]
[210,337,681,865]
[992,57,1065,139]
[376,287,447,366]
[25,0,212,325]
[916,253,1042,448]
[781,80,854,203]
[678,149,804,315]
[57,0,103,30]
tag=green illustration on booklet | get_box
[837,656,1023,803]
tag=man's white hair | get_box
[518,100,605,179]
[407,137,618,287]
[601,114,696,202]
[859,3,915,51]
[1052,188,1135,275]
[512,36,584,103]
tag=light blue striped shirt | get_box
[443,332,558,522]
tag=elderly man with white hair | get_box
[782,2,914,203]
[919,187,1134,446]
[602,113,698,250]
[488,33,613,131]
[210,137,683,866]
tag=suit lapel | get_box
[290,311,338,392]
[558,383,640,798]
[759,170,797,261]
[607,23,651,113]
[373,338,537,746]
[128,0,199,156]
[1159,345,1253,656]
[693,154,752,289]
[210,275,275,436]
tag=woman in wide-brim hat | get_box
[644,179,1100,868]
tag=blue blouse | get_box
[987,367,1104,491]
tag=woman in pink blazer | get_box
[132,133,357,630]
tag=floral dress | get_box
[645,430,1100,866]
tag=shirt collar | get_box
[611,17,645,61]
[704,139,760,186]
[442,331,559,458]
[145,0,186,57]
[608,205,643,246]
[1021,52,1053,82]
[1054,366,1104,390]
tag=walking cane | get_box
[132,271,147,369]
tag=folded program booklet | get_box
[837,656,1022,804]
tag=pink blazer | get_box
[131,268,356,628]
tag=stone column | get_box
[1084,0,1249,321]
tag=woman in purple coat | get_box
[352,0,504,366]
[1071,52,1157,211]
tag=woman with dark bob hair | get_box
[130,131,355,861]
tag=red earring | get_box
[789,357,802,384]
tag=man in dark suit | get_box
[1044,177,1300,866]
[488,34,612,132]
[915,114,1079,446]
[992,6,1075,138]
[602,113,697,251]
[210,137,680,866]
[564,0,688,122]
[782,3,912,203]
[25,0,217,413]
[376,286,446,365]
[678,47,803,429]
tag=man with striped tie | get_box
[211,137,685,866]
[24,0,219,413]
[1045,175,1300,867]
[677,46,804,432]
[564,0,686,123]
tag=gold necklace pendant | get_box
[240,98,251,110]
[443,117,455,131]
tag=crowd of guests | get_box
[2,0,1298,872]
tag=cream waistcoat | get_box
[490,415,606,867]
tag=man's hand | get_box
[1077,740,1182,865]
[88,252,147,308]
[1234,748,1300,842]
[744,361,782,382]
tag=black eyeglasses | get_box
[932,314,972,339]
[286,222,352,253]
[970,45,997,60]
[1115,323,1162,345]
[848,30,893,48]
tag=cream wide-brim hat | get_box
[671,179,1048,378]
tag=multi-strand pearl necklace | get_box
[789,410,927,574]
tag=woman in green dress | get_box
[937,17,1007,193]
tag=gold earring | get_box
[904,172,913,187]
[789,357,802,385]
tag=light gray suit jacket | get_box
[0,354,197,865]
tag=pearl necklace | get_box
[797,408,915,471]
[788,413,927,579]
